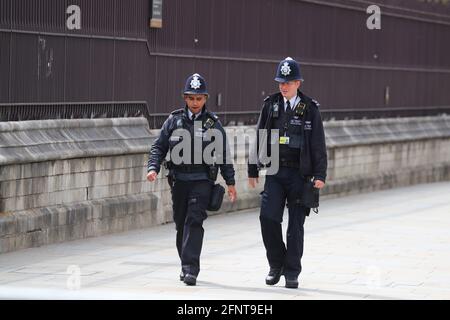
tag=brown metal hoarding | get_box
[0,0,449,126]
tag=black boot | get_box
[183,274,197,286]
[285,276,299,289]
[265,267,284,285]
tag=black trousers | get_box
[260,167,308,279]
[171,179,212,276]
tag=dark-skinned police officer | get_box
[147,73,237,286]
[248,58,327,289]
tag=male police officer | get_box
[147,73,237,286]
[248,58,327,289]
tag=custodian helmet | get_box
[183,73,209,96]
[274,57,304,83]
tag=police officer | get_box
[248,58,327,288]
[147,73,237,286]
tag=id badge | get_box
[279,136,290,145]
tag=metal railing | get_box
[0,101,150,122]
[1,103,448,128]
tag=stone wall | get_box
[324,117,450,198]
[1,115,450,253]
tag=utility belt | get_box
[279,158,300,169]
[173,164,209,174]
[165,161,219,181]
[164,160,224,212]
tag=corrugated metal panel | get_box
[0,32,10,103]
[9,33,38,103]
[258,0,286,58]
[208,0,230,56]
[8,0,148,38]
[116,0,147,38]
[153,56,175,113]
[193,0,213,55]
[90,0,115,36]
[133,42,151,104]
[90,39,115,101]
[177,0,196,54]
[36,35,65,102]
[1,0,450,124]
[435,24,450,68]
[66,0,114,36]
[114,41,138,100]
[226,1,244,57]
[206,60,229,113]
[0,0,11,29]
[65,37,91,101]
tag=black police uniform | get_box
[248,87,327,285]
[148,105,235,283]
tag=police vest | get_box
[168,109,219,166]
[270,100,307,161]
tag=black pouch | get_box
[303,180,320,213]
[207,183,225,211]
[208,165,219,181]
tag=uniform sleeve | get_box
[247,102,269,178]
[147,116,172,174]
[311,108,328,182]
[217,122,236,185]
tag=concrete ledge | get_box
[0,118,152,165]
[0,193,159,253]
[324,116,450,147]
[323,162,450,200]
[0,190,263,253]
[1,115,450,254]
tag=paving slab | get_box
[1,182,450,300]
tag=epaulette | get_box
[170,108,184,115]
[206,111,219,121]
[311,99,320,107]
[265,93,280,102]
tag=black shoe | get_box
[285,276,299,289]
[183,274,197,286]
[179,271,185,281]
[265,267,284,285]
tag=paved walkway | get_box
[1,182,450,300]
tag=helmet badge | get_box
[190,74,202,90]
[280,62,291,76]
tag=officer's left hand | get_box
[227,185,237,202]
[314,180,325,189]
[147,170,158,182]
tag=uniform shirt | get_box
[283,95,299,112]
[278,95,301,163]
[187,109,201,121]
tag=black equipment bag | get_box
[207,183,225,211]
[303,180,320,213]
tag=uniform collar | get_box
[185,106,206,120]
[283,95,299,111]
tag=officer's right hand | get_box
[147,170,158,182]
[248,178,259,188]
